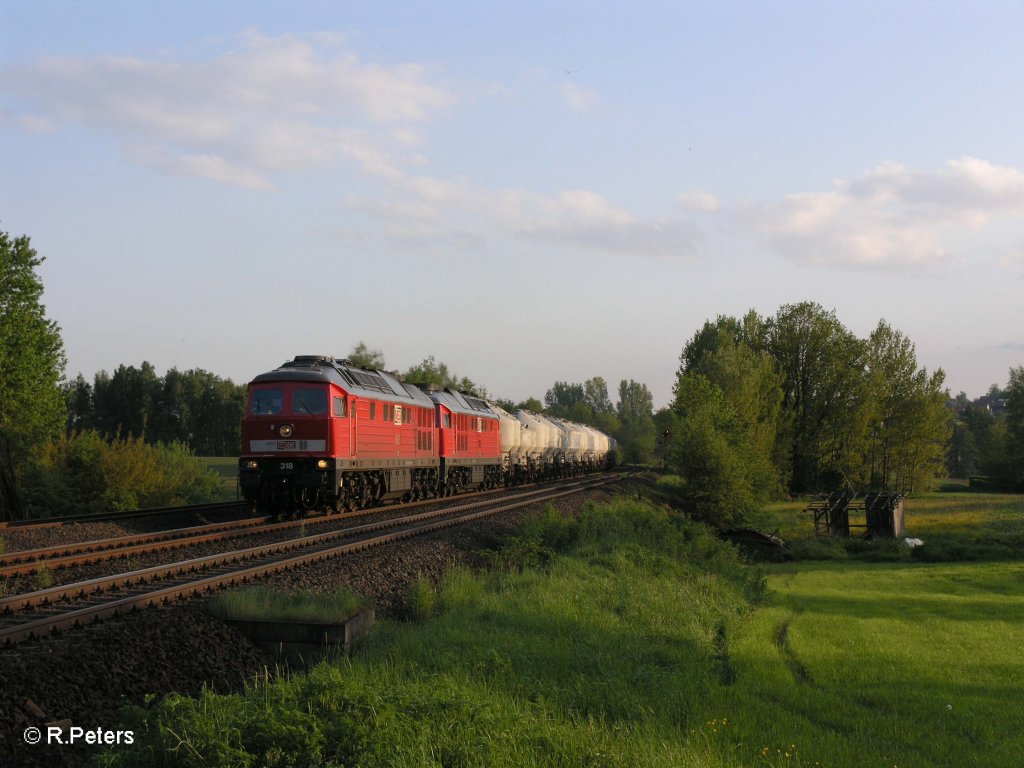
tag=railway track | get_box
[0,500,246,531]
[1,476,602,579]
[0,515,271,577]
[0,473,625,646]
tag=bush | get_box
[786,537,849,561]
[910,534,1024,562]
[22,431,225,518]
[485,498,766,605]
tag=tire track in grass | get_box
[773,617,814,686]
[714,621,736,685]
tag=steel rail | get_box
[0,474,624,644]
[0,500,246,531]
[0,474,623,645]
[0,475,598,577]
[0,516,270,573]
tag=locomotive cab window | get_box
[293,388,327,415]
[250,388,283,415]
[333,397,347,417]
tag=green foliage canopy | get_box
[23,431,224,516]
[65,364,244,456]
[0,229,67,520]
[402,354,487,397]
[673,303,958,520]
[347,341,386,369]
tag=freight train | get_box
[238,355,617,517]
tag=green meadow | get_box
[99,488,1024,767]
[718,559,1024,767]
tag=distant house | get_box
[976,394,1008,415]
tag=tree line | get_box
[1,228,238,520]
[4,225,1023,522]
[947,375,1024,489]
[65,364,245,457]
[661,302,1024,526]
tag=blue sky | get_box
[2,1,1022,407]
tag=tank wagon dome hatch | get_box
[251,355,433,407]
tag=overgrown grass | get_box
[97,492,1024,768]
[207,587,368,625]
[97,498,759,767]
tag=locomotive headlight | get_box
[243,459,259,470]
[317,459,329,470]
[279,424,293,438]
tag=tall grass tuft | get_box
[406,574,437,621]
[207,586,367,624]
[35,566,53,590]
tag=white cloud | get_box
[751,157,1024,269]
[997,248,1024,271]
[2,31,700,258]
[356,175,701,258]
[560,82,596,111]
[0,32,454,189]
[15,114,55,133]
[128,146,274,190]
[678,190,720,212]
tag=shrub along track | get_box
[0,473,634,768]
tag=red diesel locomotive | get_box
[239,355,502,515]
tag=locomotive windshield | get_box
[250,388,283,415]
[293,388,328,415]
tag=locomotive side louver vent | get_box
[337,366,393,394]
[463,395,491,412]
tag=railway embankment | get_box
[0,481,627,768]
[89,480,764,768]
[6,479,1022,767]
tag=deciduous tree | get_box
[766,302,865,492]
[347,342,386,369]
[860,321,950,491]
[668,373,762,526]
[0,229,67,520]
[1003,366,1024,487]
[615,379,656,464]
